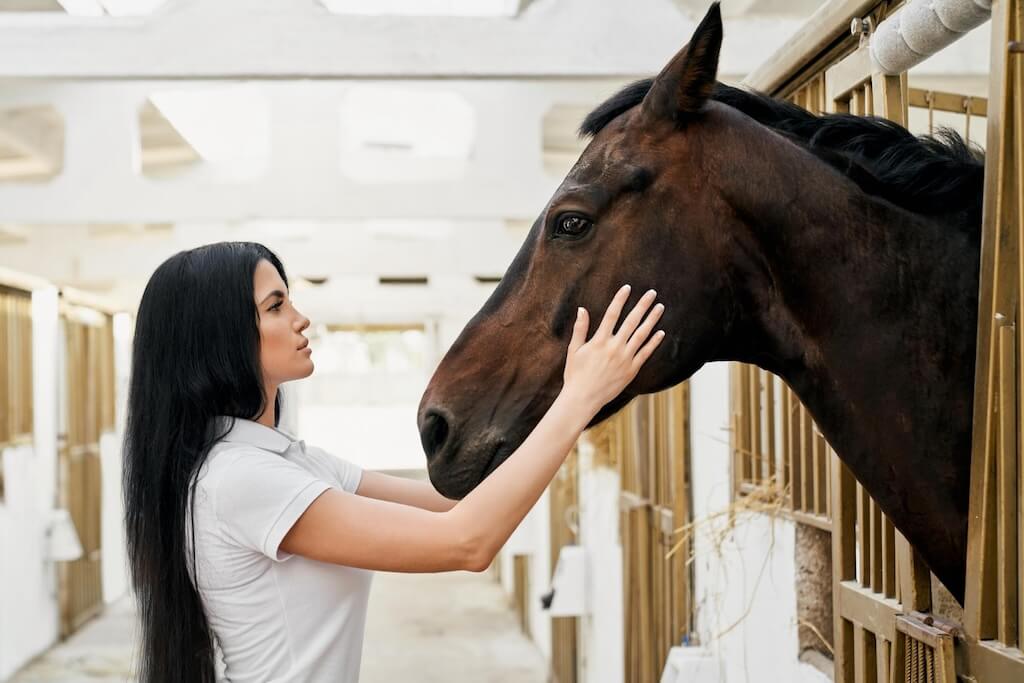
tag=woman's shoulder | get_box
[194,441,268,491]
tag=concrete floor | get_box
[8,570,547,682]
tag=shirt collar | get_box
[216,416,303,454]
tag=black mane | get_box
[580,79,985,231]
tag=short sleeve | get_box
[213,449,331,561]
[306,445,364,494]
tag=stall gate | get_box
[549,447,580,683]
[580,383,693,683]
[58,300,116,636]
[0,285,34,500]
[733,0,1024,680]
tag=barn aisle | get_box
[362,571,547,683]
[7,570,546,682]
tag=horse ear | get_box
[641,2,723,123]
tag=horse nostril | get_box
[420,408,451,462]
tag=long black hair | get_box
[123,241,289,683]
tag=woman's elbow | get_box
[450,516,493,572]
[463,547,494,573]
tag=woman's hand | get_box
[562,284,665,417]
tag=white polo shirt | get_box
[188,417,372,683]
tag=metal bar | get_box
[907,88,989,117]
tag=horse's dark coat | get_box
[418,3,979,601]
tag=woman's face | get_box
[253,259,313,386]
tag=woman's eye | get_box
[270,301,283,312]
[554,213,593,238]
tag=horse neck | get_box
[708,123,980,599]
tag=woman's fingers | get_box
[631,330,666,373]
[595,284,632,338]
[568,307,589,355]
[615,289,658,342]
[626,302,665,355]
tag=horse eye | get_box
[555,213,592,238]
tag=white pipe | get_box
[870,0,992,74]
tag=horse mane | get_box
[580,79,985,231]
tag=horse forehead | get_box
[570,144,649,188]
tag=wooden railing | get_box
[964,0,1024,668]
[731,365,832,528]
[740,1,1023,680]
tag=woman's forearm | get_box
[440,286,664,570]
[445,387,594,569]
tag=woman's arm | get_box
[355,471,457,512]
[280,285,665,572]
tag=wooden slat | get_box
[826,46,873,106]
[965,0,1018,643]
[857,483,870,586]
[839,581,900,643]
[765,373,776,481]
[882,518,896,599]
[834,453,858,683]
[997,323,1019,646]
[959,637,1024,680]
[802,405,814,513]
[783,386,797,508]
[873,503,884,594]
[750,365,761,482]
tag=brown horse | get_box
[417,2,983,602]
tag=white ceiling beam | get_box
[0,0,808,78]
[0,80,610,222]
[0,223,525,282]
[0,224,524,319]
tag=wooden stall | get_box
[58,290,116,637]
[730,0,1024,680]
[549,447,580,683]
[0,279,34,501]
[582,383,693,683]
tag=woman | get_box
[123,241,665,683]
